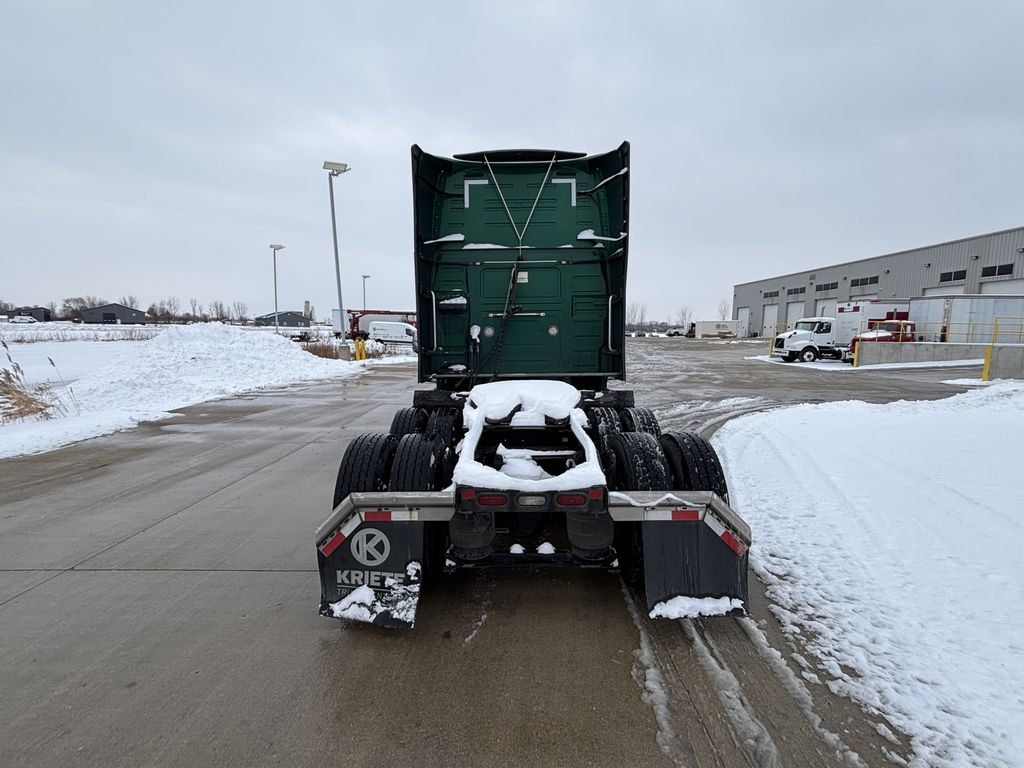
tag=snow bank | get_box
[713,382,1024,768]
[0,324,367,458]
[452,380,606,491]
[746,354,984,371]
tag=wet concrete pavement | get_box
[0,341,979,767]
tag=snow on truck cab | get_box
[314,144,750,628]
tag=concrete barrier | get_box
[987,344,1024,381]
[856,341,1024,380]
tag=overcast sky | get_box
[3,1,1022,321]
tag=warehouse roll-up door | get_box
[923,285,965,296]
[762,304,779,337]
[786,301,805,330]
[816,299,837,317]
[737,306,750,336]
[980,279,1024,294]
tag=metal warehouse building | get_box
[733,226,1024,336]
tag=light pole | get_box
[269,244,285,334]
[323,161,350,334]
[362,274,370,310]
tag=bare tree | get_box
[119,295,140,309]
[45,300,58,316]
[231,301,249,324]
[717,297,731,320]
[189,298,200,317]
[208,300,228,321]
[675,305,693,328]
[146,303,161,323]
[164,297,181,321]
[61,296,107,320]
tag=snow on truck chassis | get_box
[315,144,750,628]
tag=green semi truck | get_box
[315,144,750,628]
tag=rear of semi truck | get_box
[315,144,750,628]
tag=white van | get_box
[368,321,416,344]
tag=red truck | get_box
[847,319,918,361]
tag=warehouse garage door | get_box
[736,306,750,336]
[980,279,1024,294]
[785,301,805,330]
[762,304,778,337]
[923,285,965,296]
[816,299,837,317]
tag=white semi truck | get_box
[771,300,909,362]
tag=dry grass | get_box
[302,340,345,359]
[0,341,64,422]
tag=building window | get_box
[850,276,879,287]
[814,281,838,292]
[787,286,805,295]
[981,263,1015,278]
[763,290,779,299]
[939,269,967,283]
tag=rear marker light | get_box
[587,488,605,501]
[459,489,477,502]
[720,530,747,557]
[364,510,392,522]
[555,494,587,507]
[517,494,547,507]
[671,508,701,522]
[477,494,509,507]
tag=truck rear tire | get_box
[620,407,662,437]
[426,407,461,449]
[799,347,818,363]
[659,431,729,501]
[389,434,447,581]
[389,433,442,491]
[607,432,670,492]
[332,432,398,508]
[588,407,621,452]
[390,407,428,437]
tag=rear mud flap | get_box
[641,520,748,613]
[317,521,426,629]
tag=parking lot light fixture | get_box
[270,244,285,335]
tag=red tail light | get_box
[459,488,477,502]
[477,494,509,507]
[587,488,605,501]
[555,494,587,507]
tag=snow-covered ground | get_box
[1,324,412,458]
[746,354,985,371]
[714,383,1024,768]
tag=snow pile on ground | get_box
[0,324,368,458]
[452,380,606,491]
[713,382,1024,768]
[746,354,983,371]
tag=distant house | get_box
[254,311,311,328]
[14,306,52,322]
[81,303,147,325]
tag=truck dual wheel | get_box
[607,432,670,590]
[799,347,818,363]
[332,432,398,508]
[387,433,448,582]
[606,432,671,493]
[588,407,622,453]
[620,407,662,437]
[389,433,443,491]
[659,431,729,501]
[390,407,428,437]
[426,407,461,449]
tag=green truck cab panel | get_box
[411,144,629,387]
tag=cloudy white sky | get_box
[3,1,1022,321]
